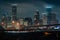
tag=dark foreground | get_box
[0,31,60,40]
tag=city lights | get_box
[16,22,20,26]
[0,0,60,40]
[0,3,59,31]
[12,21,15,24]
[44,32,51,36]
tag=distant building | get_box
[11,4,17,21]
[39,19,43,25]
[24,17,32,26]
[34,10,40,21]
[19,18,24,25]
[2,16,7,22]
[1,16,7,28]
[34,10,40,26]
[48,13,59,24]
[46,7,59,25]
[47,12,58,25]
[41,13,47,25]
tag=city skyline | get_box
[0,0,60,23]
[1,5,59,27]
[0,0,60,40]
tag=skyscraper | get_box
[34,10,40,26]
[45,6,58,25]
[42,13,47,25]
[45,6,52,25]
[11,4,17,21]
[34,10,40,21]
[1,15,7,28]
[49,13,59,24]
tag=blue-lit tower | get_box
[11,4,17,21]
[45,5,59,25]
[46,6,52,25]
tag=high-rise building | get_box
[42,13,47,25]
[48,13,59,24]
[24,17,32,26]
[46,7,59,25]
[34,10,40,21]
[34,10,40,26]
[11,4,17,21]
[2,16,6,22]
[1,15,7,28]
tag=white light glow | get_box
[42,13,47,15]
[2,22,4,24]
[12,21,15,23]
[11,4,17,6]
[45,5,53,8]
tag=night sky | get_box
[0,0,60,23]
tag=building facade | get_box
[24,17,32,26]
[12,4,17,21]
[34,10,41,26]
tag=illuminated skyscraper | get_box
[45,6,59,25]
[11,4,17,21]
[42,13,47,25]
[34,10,40,26]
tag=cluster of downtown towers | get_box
[1,4,59,29]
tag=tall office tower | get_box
[45,6,58,25]
[11,4,17,21]
[49,13,59,24]
[24,17,32,26]
[34,10,40,26]
[42,13,47,25]
[45,6,52,25]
